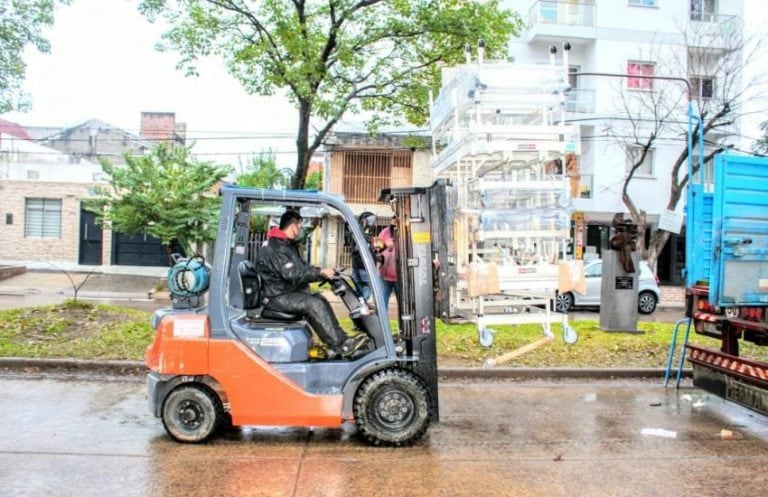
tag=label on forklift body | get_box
[173,319,206,338]
[412,231,431,244]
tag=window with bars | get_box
[341,149,412,203]
[627,61,655,90]
[25,198,62,238]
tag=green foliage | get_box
[139,0,523,188]
[0,301,153,360]
[235,150,293,189]
[305,170,322,191]
[84,143,231,257]
[0,0,71,112]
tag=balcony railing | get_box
[688,12,739,36]
[529,0,596,27]
[566,89,595,113]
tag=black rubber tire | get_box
[353,369,431,447]
[161,384,223,443]
[554,292,574,313]
[638,291,657,314]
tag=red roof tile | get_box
[0,118,32,140]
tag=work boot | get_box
[339,334,373,359]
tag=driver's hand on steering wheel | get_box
[320,267,337,279]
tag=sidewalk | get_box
[0,269,686,313]
[0,270,161,310]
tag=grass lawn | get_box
[1,300,767,367]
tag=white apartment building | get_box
[504,0,744,284]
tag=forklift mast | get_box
[383,183,448,420]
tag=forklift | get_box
[146,182,450,446]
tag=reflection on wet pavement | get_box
[0,376,766,497]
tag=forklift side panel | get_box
[208,338,343,427]
[146,314,210,374]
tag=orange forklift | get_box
[146,183,449,446]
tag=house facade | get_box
[320,131,431,268]
[0,113,190,271]
[0,123,107,268]
[505,0,744,284]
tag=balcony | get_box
[573,174,593,199]
[566,89,595,114]
[687,13,740,47]
[526,1,596,44]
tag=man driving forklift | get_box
[255,210,372,359]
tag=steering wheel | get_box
[319,267,346,287]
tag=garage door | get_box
[111,232,182,267]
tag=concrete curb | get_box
[0,357,691,380]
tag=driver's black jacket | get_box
[255,227,324,299]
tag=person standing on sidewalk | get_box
[375,216,399,309]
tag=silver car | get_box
[554,260,661,314]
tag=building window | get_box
[690,76,714,100]
[341,149,412,203]
[26,170,39,180]
[629,0,657,7]
[691,154,715,184]
[690,0,716,21]
[626,147,654,176]
[627,62,655,90]
[25,198,62,238]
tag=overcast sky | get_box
[2,0,767,165]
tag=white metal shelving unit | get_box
[430,53,579,347]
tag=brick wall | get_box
[0,181,93,264]
[140,112,178,143]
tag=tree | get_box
[139,0,521,189]
[0,0,71,112]
[305,169,322,190]
[752,120,768,156]
[85,144,231,258]
[235,150,293,188]
[602,18,766,270]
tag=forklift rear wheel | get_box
[162,384,224,443]
[354,369,431,447]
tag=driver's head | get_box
[279,210,303,240]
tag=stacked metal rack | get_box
[429,51,579,348]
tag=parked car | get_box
[554,260,661,314]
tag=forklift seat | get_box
[238,261,301,321]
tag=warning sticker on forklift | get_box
[173,319,206,338]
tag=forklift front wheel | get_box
[354,369,431,447]
[161,384,223,443]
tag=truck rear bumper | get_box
[688,344,768,416]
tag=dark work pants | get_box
[266,291,346,348]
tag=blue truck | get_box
[684,153,768,415]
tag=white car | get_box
[554,260,661,314]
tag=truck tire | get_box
[161,384,224,443]
[353,369,431,447]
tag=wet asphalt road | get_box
[1,374,767,497]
